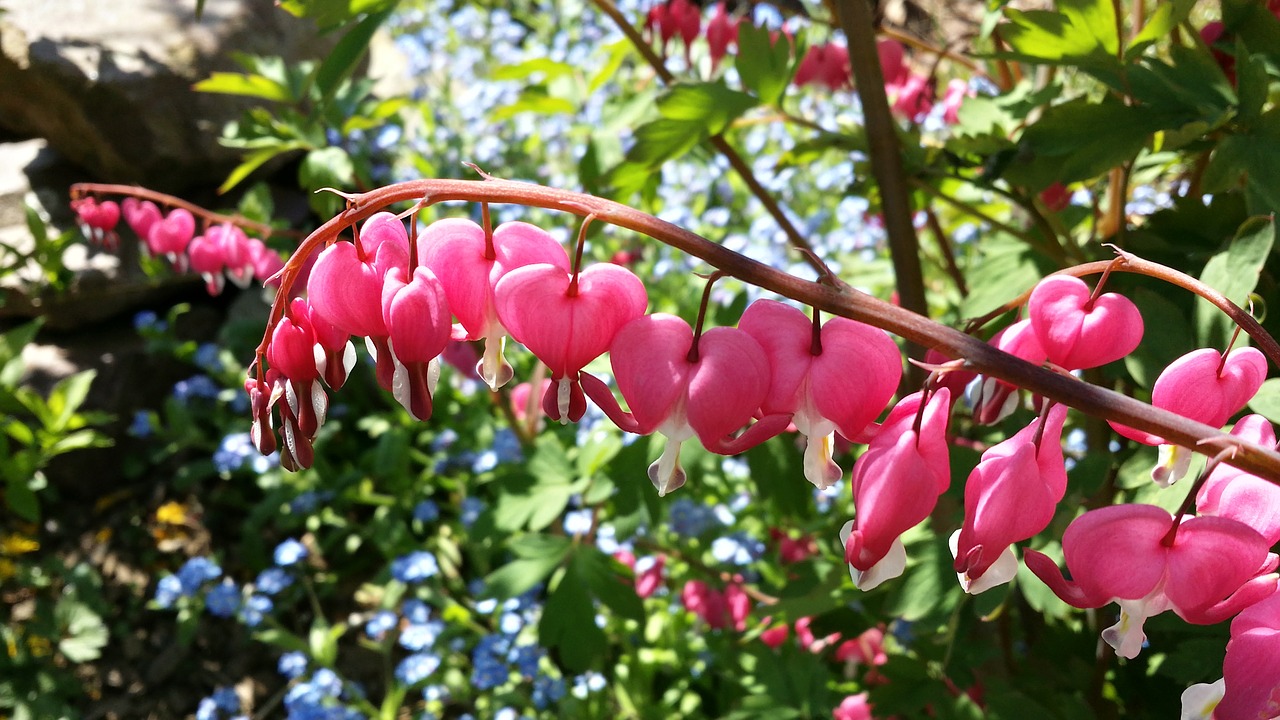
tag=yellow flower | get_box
[155,501,188,525]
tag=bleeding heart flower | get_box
[1027,274,1143,370]
[951,403,1068,594]
[635,555,666,599]
[187,231,228,296]
[795,43,852,91]
[739,299,901,489]
[966,318,1047,425]
[307,213,410,390]
[419,219,569,390]
[495,261,647,423]
[1197,414,1280,546]
[149,207,196,271]
[267,299,328,439]
[380,266,451,421]
[1025,504,1279,659]
[1182,588,1280,720]
[72,197,121,248]
[589,313,785,495]
[705,2,738,71]
[841,388,952,591]
[122,198,162,248]
[1111,346,1267,486]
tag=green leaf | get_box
[1249,378,1280,425]
[484,535,572,599]
[996,0,1123,85]
[0,319,42,368]
[1223,0,1280,69]
[299,146,355,192]
[491,58,576,82]
[656,81,757,136]
[538,558,607,672]
[48,369,95,432]
[218,141,310,194]
[314,8,392,99]
[959,234,1049,318]
[55,599,107,663]
[735,22,793,105]
[277,0,395,28]
[1235,43,1268,127]
[1126,0,1193,57]
[1001,96,1159,190]
[577,547,644,622]
[5,476,40,522]
[194,72,293,102]
[1123,289,1193,389]
[1195,216,1275,349]
[1207,109,1280,216]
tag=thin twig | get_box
[70,183,300,239]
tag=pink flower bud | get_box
[380,266,452,421]
[635,554,666,599]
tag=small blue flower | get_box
[312,667,342,697]
[173,375,220,402]
[154,574,183,608]
[395,652,442,685]
[273,539,308,567]
[254,567,293,595]
[531,674,565,710]
[402,598,431,624]
[508,644,542,677]
[205,580,241,618]
[240,595,272,627]
[133,310,165,332]
[413,500,440,523]
[213,432,256,473]
[212,686,240,712]
[711,532,766,566]
[177,557,222,595]
[128,410,152,438]
[470,655,508,691]
[498,612,522,636]
[365,610,397,639]
[391,551,439,583]
[278,651,308,679]
[460,497,485,528]
[398,619,444,652]
[668,498,719,538]
[193,343,223,372]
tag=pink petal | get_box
[686,327,771,444]
[810,317,902,440]
[1060,504,1169,602]
[1028,275,1143,370]
[1165,515,1271,615]
[610,314,693,433]
[308,241,390,338]
[738,299,812,415]
[382,267,451,363]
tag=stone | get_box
[0,0,325,191]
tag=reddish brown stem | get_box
[70,182,295,239]
[251,178,1280,484]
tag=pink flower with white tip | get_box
[148,207,196,272]
[495,257,647,424]
[187,228,228,296]
[267,299,329,446]
[951,403,1068,594]
[739,299,901,490]
[121,198,161,251]
[418,218,569,390]
[1181,588,1280,720]
[1111,346,1267,486]
[1024,504,1279,659]
[307,212,410,391]
[585,313,788,496]
[966,318,1047,425]
[1197,414,1280,546]
[1026,274,1144,370]
[72,196,121,249]
[841,388,952,591]
[380,265,452,421]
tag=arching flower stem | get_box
[243,178,1280,482]
[687,271,726,364]
[70,182,293,240]
[567,213,596,298]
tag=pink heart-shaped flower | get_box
[1027,275,1143,370]
[149,208,195,256]
[122,198,161,241]
[495,262,647,379]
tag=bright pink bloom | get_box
[509,379,552,424]
[924,347,977,402]
[878,39,908,87]
[307,213,410,390]
[795,43,852,91]
[588,313,786,495]
[495,260,646,423]
[776,532,817,565]
[419,219,569,389]
[941,78,971,124]
[187,230,228,296]
[1110,347,1267,486]
[739,299,901,489]
[380,266,452,421]
[1039,182,1072,212]
[1025,504,1279,659]
[705,2,738,70]
[834,626,888,668]
[951,404,1068,594]
[1216,589,1280,720]
[967,319,1047,425]
[890,72,933,120]
[759,619,789,648]
[841,389,952,590]
[122,198,161,247]
[73,197,121,248]
[267,299,329,442]
[248,239,285,284]
[681,580,727,629]
[724,582,750,632]
[795,615,841,653]
[833,693,873,720]
[1026,274,1143,370]
[1197,415,1280,546]
[149,207,196,271]
[635,555,666,599]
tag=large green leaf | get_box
[1206,109,1280,216]
[1126,0,1194,58]
[538,557,607,672]
[194,72,293,103]
[996,0,1124,86]
[1195,216,1275,348]
[1001,96,1159,190]
[313,7,392,99]
[735,22,794,106]
[657,81,757,136]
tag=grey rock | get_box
[0,0,325,190]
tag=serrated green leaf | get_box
[577,547,643,622]
[485,535,572,599]
[299,146,355,192]
[996,0,1123,85]
[538,559,606,672]
[194,72,293,102]
[1195,216,1275,348]
[1001,96,1158,190]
